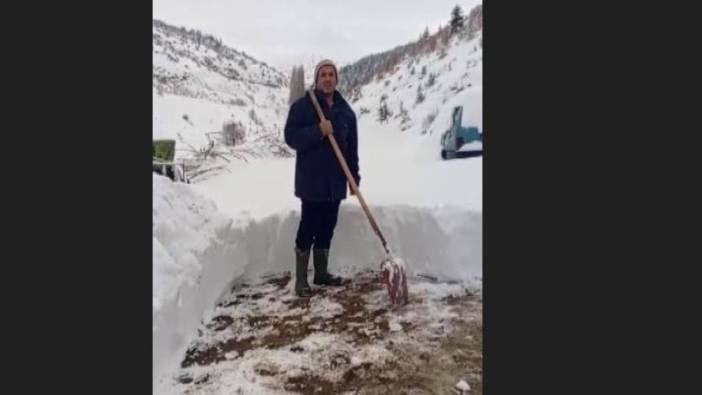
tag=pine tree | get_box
[416,85,425,104]
[398,101,410,125]
[377,101,388,123]
[426,72,437,88]
[450,5,465,34]
[377,97,392,123]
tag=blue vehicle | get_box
[440,105,482,159]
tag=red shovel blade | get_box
[381,256,409,306]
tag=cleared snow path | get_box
[154,174,481,394]
[167,271,482,395]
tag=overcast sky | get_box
[153,0,481,72]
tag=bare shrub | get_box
[222,120,246,146]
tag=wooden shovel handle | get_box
[307,90,389,254]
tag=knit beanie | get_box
[312,59,338,89]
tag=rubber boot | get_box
[295,248,313,297]
[312,248,343,286]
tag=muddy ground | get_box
[170,270,482,394]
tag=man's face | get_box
[317,65,337,94]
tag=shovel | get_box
[307,90,409,306]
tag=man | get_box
[284,59,360,297]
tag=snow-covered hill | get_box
[152,20,293,167]
[351,35,482,165]
[348,31,482,149]
[337,4,482,158]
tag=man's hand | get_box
[349,178,359,195]
[320,120,333,137]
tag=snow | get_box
[307,298,345,319]
[153,20,290,164]
[192,123,482,216]
[456,379,472,392]
[153,174,237,392]
[388,319,403,332]
[153,21,482,394]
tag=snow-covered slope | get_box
[349,30,482,156]
[330,2,482,160]
[152,20,292,163]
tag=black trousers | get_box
[295,200,341,251]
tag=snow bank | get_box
[153,174,236,393]
[330,204,482,287]
[181,203,482,291]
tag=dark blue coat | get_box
[284,89,360,201]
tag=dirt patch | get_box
[388,321,483,395]
[206,315,233,331]
[254,361,280,377]
[249,292,265,300]
[247,315,271,328]
[283,296,313,309]
[264,272,292,290]
[181,336,256,368]
[442,293,471,305]
[341,362,375,386]
[329,352,351,369]
[261,314,325,350]
[177,374,193,384]
[284,374,338,394]
[194,374,210,385]
[182,272,392,368]
[279,361,402,395]
[326,295,390,345]
[217,299,241,308]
